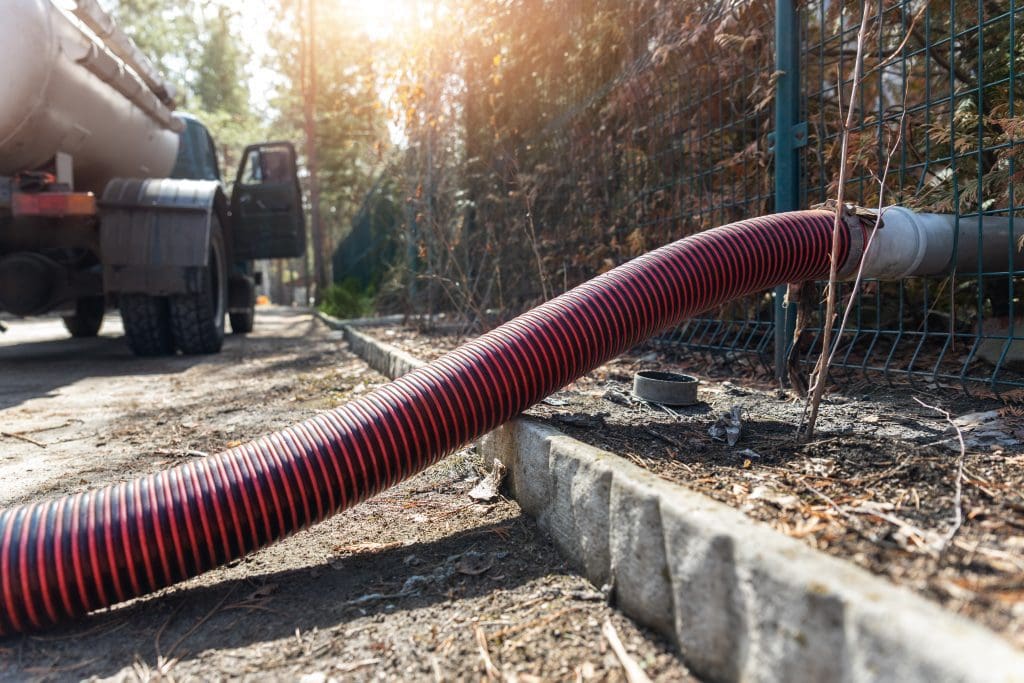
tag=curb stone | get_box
[315,312,1024,683]
[314,311,424,377]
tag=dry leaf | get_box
[455,552,493,576]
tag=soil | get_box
[360,321,1024,650]
[0,309,695,682]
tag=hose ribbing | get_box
[0,210,847,635]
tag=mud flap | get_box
[99,178,229,295]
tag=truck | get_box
[0,0,306,355]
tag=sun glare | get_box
[341,0,422,41]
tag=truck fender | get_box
[99,178,232,295]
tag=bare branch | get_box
[862,2,930,79]
[803,5,872,440]
[826,77,911,371]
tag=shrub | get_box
[318,278,376,319]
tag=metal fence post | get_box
[773,0,803,381]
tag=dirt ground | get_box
[361,321,1024,651]
[0,309,695,682]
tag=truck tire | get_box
[62,296,105,338]
[229,276,256,334]
[169,219,227,354]
[120,294,175,356]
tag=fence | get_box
[795,0,1024,391]
[396,0,1023,391]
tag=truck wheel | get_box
[169,220,227,354]
[120,294,175,356]
[62,296,105,338]
[229,276,256,334]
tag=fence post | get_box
[773,0,803,381]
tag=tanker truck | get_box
[0,0,306,355]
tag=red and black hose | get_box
[0,210,849,635]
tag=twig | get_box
[800,436,843,448]
[338,590,412,608]
[23,658,99,675]
[642,427,698,470]
[862,2,929,79]
[152,449,208,458]
[474,624,501,681]
[801,481,850,519]
[827,100,910,373]
[913,397,966,552]
[498,606,581,650]
[336,658,380,673]
[0,431,46,448]
[5,419,83,435]
[841,503,936,544]
[27,619,126,642]
[602,619,652,683]
[952,539,1024,572]
[803,4,871,440]
[798,479,907,547]
[643,426,685,449]
[153,602,187,664]
[523,189,551,301]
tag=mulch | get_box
[360,321,1024,650]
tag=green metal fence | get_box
[398,0,1022,391]
[562,0,783,373]
[657,0,1024,390]
[790,0,1023,391]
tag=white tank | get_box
[0,0,181,194]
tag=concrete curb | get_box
[316,312,1024,683]
[315,311,424,377]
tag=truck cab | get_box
[101,115,306,355]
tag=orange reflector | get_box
[12,192,97,217]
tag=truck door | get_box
[230,142,306,260]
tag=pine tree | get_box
[194,6,248,116]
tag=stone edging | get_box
[315,310,1024,683]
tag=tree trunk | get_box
[301,0,327,305]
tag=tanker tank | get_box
[0,0,182,194]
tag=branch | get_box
[802,5,872,440]
[826,77,911,372]
[908,24,975,87]
[862,2,929,80]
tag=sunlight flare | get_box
[338,0,424,40]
